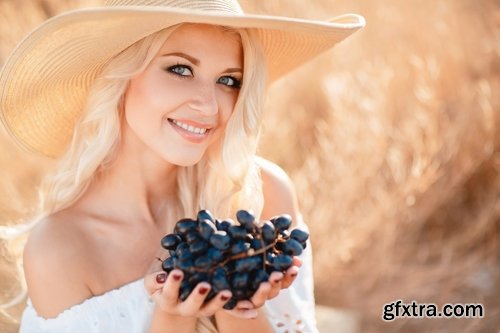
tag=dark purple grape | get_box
[234,256,262,272]
[271,215,292,232]
[175,243,193,261]
[184,230,201,244]
[174,218,198,234]
[207,247,224,262]
[272,254,293,270]
[211,273,230,292]
[205,289,217,302]
[209,231,231,250]
[212,266,228,280]
[261,221,276,244]
[198,219,217,240]
[162,256,175,272]
[236,210,256,232]
[250,238,264,251]
[161,233,182,250]
[232,288,246,299]
[216,219,234,232]
[194,255,213,269]
[266,252,276,264]
[228,225,247,239]
[197,209,215,223]
[223,298,237,310]
[251,270,269,290]
[290,228,309,243]
[283,238,303,256]
[188,272,210,285]
[177,259,195,272]
[189,240,209,256]
[231,240,248,255]
[231,272,249,289]
[179,280,192,301]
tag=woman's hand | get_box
[247,256,302,309]
[145,256,301,319]
[214,257,302,333]
[224,256,302,317]
[145,269,232,318]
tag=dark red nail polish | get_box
[173,273,182,281]
[199,287,209,295]
[221,295,230,301]
[156,273,167,284]
[290,272,298,278]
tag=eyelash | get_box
[166,64,241,89]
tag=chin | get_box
[162,153,204,167]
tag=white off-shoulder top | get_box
[19,223,318,333]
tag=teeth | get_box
[172,119,208,134]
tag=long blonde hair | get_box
[1,24,268,332]
[41,23,266,222]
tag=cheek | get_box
[217,91,239,124]
[127,76,163,113]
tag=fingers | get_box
[149,269,184,310]
[199,290,232,317]
[281,264,299,289]
[250,264,300,308]
[292,256,303,267]
[248,271,283,308]
[144,270,168,297]
[146,260,302,317]
[160,270,184,302]
[179,282,218,316]
[250,281,272,308]
[229,300,258,319]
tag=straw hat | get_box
[0,0,365,158]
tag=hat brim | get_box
[0,6,365,158]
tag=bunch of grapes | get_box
[160,209,309,309]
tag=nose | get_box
[188,81,218,116]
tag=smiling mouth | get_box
[168,118,211,135]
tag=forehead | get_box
[158,24,243,64]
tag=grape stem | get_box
[158,225,288,274]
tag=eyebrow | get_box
[161,52,200,65]
[160,52,243,74]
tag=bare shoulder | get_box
[256,156,300,225]
[23,210,93,318]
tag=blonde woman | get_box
[0,0,364,332]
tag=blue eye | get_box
[218,76,241,89]
[167,65,193,77]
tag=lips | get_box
[168,118,213,143]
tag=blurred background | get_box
[0,0,499,332]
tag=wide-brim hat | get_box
[0,0,365,158]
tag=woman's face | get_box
[123,24,243,166]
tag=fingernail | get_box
[199,287,209,295]
[221,295,230,301]
[290,272,298,278]
[173,273,182,281]
[156,273,167,284]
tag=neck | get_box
[77,133,179,226]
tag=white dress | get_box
[19,223,318,333]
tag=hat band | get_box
[105,0,244,14]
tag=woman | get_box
[0,0,364,332]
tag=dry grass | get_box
[1,0,499,332]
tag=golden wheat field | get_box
[1,0,499,332]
